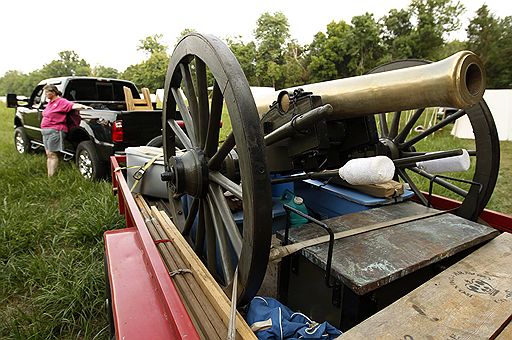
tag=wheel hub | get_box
[165,149,209,198]
[379,137,401,159]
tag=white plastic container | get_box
[125,146,168,199]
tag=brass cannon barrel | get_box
[255,51,485,118]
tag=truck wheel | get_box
[146,134,184,149]
[76,141,107,180]
[14,127,32,154]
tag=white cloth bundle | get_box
[416,149,470,174]
[338,156,395,185]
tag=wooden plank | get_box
[282,201,499,294]
[269,208,446,261]
[134,196,223,339]
[341,232,512,339]
[152,206,258,340]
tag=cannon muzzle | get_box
[255,51,485,118]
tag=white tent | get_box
[451,89,512,141]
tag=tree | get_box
[138,34,167,55]
[92,66,119,79]
[0,70,28,95]
[40,50,91,77]
[348,13,385,75]
[492,16,512,87]
[281,40,309,87]
[381,9,414,59]
[308,20,353,82]
[226,36,258,85]
[467,5,500,66]
[467,7,512,88]
[122,34,169,92]
[254,12,290,88]
[409,0,464,59]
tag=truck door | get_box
[22,85,44,141]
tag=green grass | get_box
[0,102,125,339]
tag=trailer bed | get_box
[106,155,512,339]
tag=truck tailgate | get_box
[121,110,162,146]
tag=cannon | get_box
[160,33,500,306]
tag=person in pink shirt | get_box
[41,84,92,177]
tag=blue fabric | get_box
[246,297,342,339]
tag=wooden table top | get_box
[281,201,499,295]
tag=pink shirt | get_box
[41,97,74,132]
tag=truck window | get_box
[64,79,140,102]
[31,86,44,108]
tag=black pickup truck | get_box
[8,77,162,179]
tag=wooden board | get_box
[341,232,512,339]
[281,201,499,295]
[135,195,257,339]
[146,202,257,340]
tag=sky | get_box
[0,0,510,76]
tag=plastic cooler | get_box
[125,147,167,199]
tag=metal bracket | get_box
[283,204,339,288]
[427,174,483,208]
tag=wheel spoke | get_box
[206,194,234,284]
[394,149,463,167]
[389,111,401,139]
[171,88,197,146]
[182,197,199,236]
[209,171,242,200]
[379,113,389,137]
[195,57,209,148]
[409,166,468,197]
[203,200,217,273]
[180,63,200,140]
[394,108,424,144]
[194,200,206,255]
[167,119,192,150]
[401,109,466,149]
[396,168,429,206]
[208,133,235,170]
[205,82,223,158]
[209,184,242,257]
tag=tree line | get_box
[1,0,510,97]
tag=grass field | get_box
[0,101,124,339]
[0,99,510,339]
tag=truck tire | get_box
[76,140,107,180]
[146,134,184,149]
[14,127,32,154]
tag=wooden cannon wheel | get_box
[161,33,272,306]
[369,60,500,221]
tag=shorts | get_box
[42,128,66,153]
